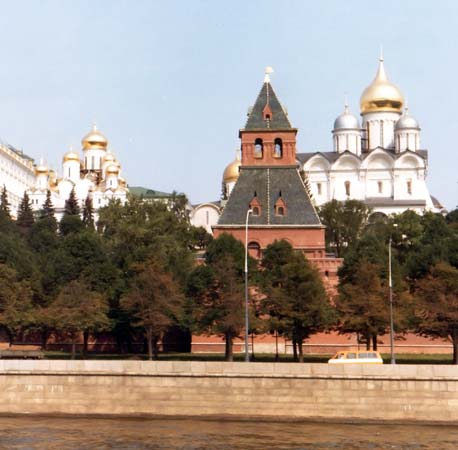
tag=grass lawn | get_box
[42,351,456,364]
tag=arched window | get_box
[252,206,260,216]
[377,181,383,194]
[254,138,263,158]
[274,138,283,158]
[277,206,284,216]
[248,241,261,259]
[344,181,351,196]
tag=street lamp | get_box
[388,223,397,365]
[244,208,253,362]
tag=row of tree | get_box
[1,186,458,362]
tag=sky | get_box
[0,0,456,209]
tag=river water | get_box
[0,417,457,450]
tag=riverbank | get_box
[1,360,457,423]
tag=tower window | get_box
[344,181,351,196]
[68,168,71,178]
[377,181,383,194]
[254,138,263,158]
[407,180,412,195]
[317,183,322,195]
[274,138,283,158]
[274,192,286,216]
[91,156,95,169]
[206,211,209,225]
[250,192,261,216]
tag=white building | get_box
[0,140,36,218]
[300,55,441,216]
[28,125,128,220]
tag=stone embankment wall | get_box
[1,360,458,422]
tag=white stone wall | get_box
[304,149,435,215]
[190,204,221,234]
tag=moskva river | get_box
[0,416,457,449]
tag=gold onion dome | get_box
[103,152,115,163]
[105,164,119,175]
[223,151,241,183]
[360,56,404,114]
[63,151,80,162]
[35,164,48,175]
[82,124,108,149]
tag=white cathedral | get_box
[28,125,128,219]
[191,56,444,233]
[0,124,128,220]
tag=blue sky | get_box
[0,0,456,209]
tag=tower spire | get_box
[264,66,274,83]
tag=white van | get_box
[328,350,383,364]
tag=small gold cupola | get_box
[223,150,241,184]
[82,124,108,150]
[360,55,404,114]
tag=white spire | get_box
[264,66,274,83]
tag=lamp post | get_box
[244,208,253,362]
[388,224,397,365]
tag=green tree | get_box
[168,191,190,222]
[82,195,95,230]
[414,262,458,364]
[405,212,458,279]
[190,226,213,250]
[60,188,83,235]
[319,199,371,257]
[16,191,35,235]
[0,185,11,220]
[40,189,56,220]
[0,264,34,345]
[121,262,183,360]
[261,245,335,361]
[187,257,245,361]
[45,280,110,359]
[335,260,388,350]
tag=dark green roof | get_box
[243,82,292,131]
[129,186,173,199]
[217,167,321,226]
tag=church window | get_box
[254,138,263,158]
[377,181,383,194]
[91,156,95,169]
[380,120,384,147]
[68,167,71,178]
[317,183,322,195]
[277,206,285,216]
[407,179,412,195]
[206,211,209,224]
[252,206,260,216]
[344,181,351,196]
[274,138,283,158]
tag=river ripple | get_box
[0,416,457,449]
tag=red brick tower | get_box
[213,70,341,283]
